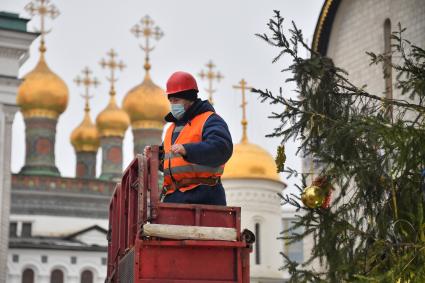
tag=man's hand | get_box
[171,144,187,156]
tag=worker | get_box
[146,71,232,205]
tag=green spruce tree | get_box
[254,11,425,283]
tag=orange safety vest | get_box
[163,111,225,194]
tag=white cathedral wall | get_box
[326,0,425,100]
[223,178,284,281]
[7,248,106,283]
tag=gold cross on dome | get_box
[74,67,99,112]
[233,79,253,143]
[25,0,60,53]
[130,15,164,71]
[99,49,125,96]
[198,60,223,105]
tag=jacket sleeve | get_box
[183,114,233,167]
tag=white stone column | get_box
[0,105,17,283]
[0,19,38,283]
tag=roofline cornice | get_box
[312,0,342,56]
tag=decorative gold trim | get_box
[312,0,333,52]
[99,129,126,138]
[22,109,59,119]
[131,120,164,130]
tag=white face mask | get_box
[171,103,185,120]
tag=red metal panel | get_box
[131,240,251,283]
[199,208,240,230]
[127,161,139,248]
[141,240,247,248]
[108,184,121,279]
[121,174,128,252]
[138,241,240,282]
[141,156,148,223]
[155,204,196,225]
[117,182,127,259]
[112,186,119,262]
[122,165,130,249]
[137,280,238,283]
[137,279,238,283]
[149,146,160,221]
[107,187,114,278]
[155,203,240,231]
[241,247,251,283]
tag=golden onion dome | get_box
[70,110,100,152]
[123,72,170,130]
[96,94,130,138]
[223,140,281,182]
[17,54,69,119]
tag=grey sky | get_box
[2,0,324,195]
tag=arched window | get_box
[50,269,64,283]
[22,268,34,283]
[255,222,261,265]
[383,18,393,117]
[81,270,93,283]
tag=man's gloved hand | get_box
[171,144,187,156]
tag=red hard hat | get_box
[166,71,198,95]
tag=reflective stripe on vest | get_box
[163,111,225,194]
[164,165,224,175]
[174,125,185,132]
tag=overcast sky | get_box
[2,0,324,196]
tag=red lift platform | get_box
[106,146,253,283]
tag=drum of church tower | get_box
[223,140,285,281]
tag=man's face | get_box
[168,97,193,111]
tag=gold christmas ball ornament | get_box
[301,185,327,209]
